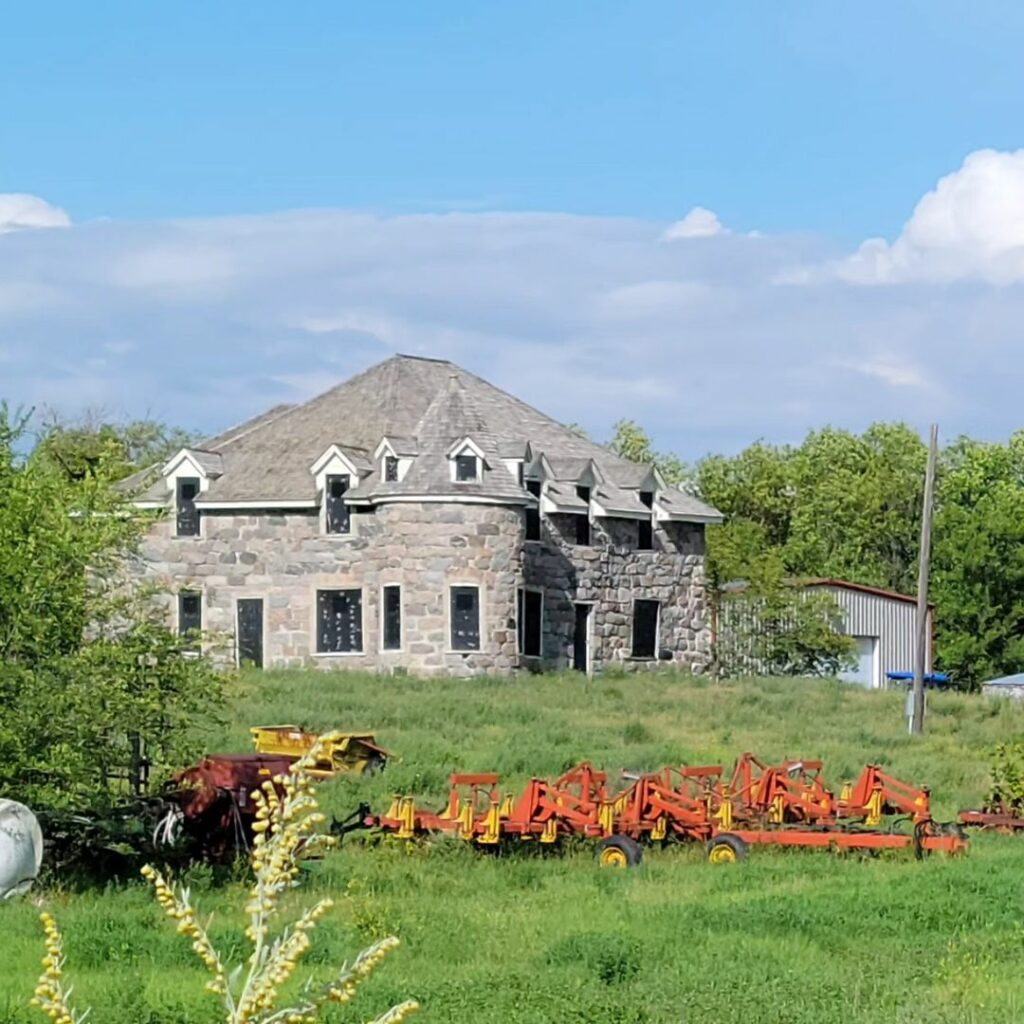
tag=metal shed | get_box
[797,580,932,688]
[713,578,933,688]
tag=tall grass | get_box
[4,670,1024,1023]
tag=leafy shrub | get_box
[546,931,644,985]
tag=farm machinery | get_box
[372,751,968,865]
[959,742,1024,832]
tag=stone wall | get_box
[524,513,709,673]
[128,499,711,675]
[128,502,523,676]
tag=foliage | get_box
[608,419,688,486]
[687,420,1024,687]
[0,620,224,810]
[0,404,223,811]
[716,586,856,679]
[35,411,200,483]
[985,742,1024,813]
[7,669,1024,1024]
[31,738,417,1024]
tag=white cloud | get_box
[0,200,1021,454]
[662,206,725,240]
[833,149,1024,284]
[839,356,932,391]
[0,194,70,235]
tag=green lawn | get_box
[5,670,1024,1023]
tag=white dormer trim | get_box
[310,445,363,494]
[446,436,487,461]
[502,458,525,484]
[447,437,487,483]
[653,502,722,525]
[162,449,218,495]
[374,439,413,483]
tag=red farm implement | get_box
[373,753,967,866]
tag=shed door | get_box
[842,636,878,688]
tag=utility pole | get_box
[912,424,939,736]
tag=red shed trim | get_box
[798,578,934,610]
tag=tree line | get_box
[612,419,1024,687]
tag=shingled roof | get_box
[125,354,722,520]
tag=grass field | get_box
[5,669,1024,1023]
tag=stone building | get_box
[123,355,722,675]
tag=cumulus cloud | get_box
[662,206,725,240]
[0,194,70,235]
[838,356,933,392]
[0,199,1020,455]
[830,149,1024,284]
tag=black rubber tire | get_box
[706,832,749,864]
[913,821,930,860]
[595,835,643,868]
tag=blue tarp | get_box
[886,671,950,686]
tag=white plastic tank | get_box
[0,800,44,898]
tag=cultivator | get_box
[373,752,968,865]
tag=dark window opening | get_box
[525,479,542,541]
[632,599,659,659]
[237,598,264,669]
[637,518,654,550]
[455,453,479,482]
[325,474,351,534]
[517,588,543,658]
[178,590,202,648]
[384,456,399,482]
[176,478,200,537]
[575,487,591,544]
[316,589,363,653]
[517,462,525,486]
[450,586,481,651]
[638,491,654,549]
[382,585,402,650]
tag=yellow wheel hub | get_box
[599,847,628,868]
[709,845,737,864]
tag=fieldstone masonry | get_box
[130,501,710,676]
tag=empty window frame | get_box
[575,485,591,545]
[316,588,363,653]
[176,477,201,537]
[455,453,479,482]
[383,456,400,482]
[382,584,402,651]
[325,474,351,534]
[525,479,542,541]
[517,588,543,658]
[450,585,481,651]
[637,490,654,550]
[178,590,202,648]
[632,599,660,659]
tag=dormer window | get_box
[325,474,351,534]
[176,478,200,537]
[455,453,479,482]
[384,456,400,483]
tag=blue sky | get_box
[3,3,1024,458]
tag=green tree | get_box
[930,433,1024,685]
[0,404,222,809]
[35,412,199,483]
[609,420,688,485]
